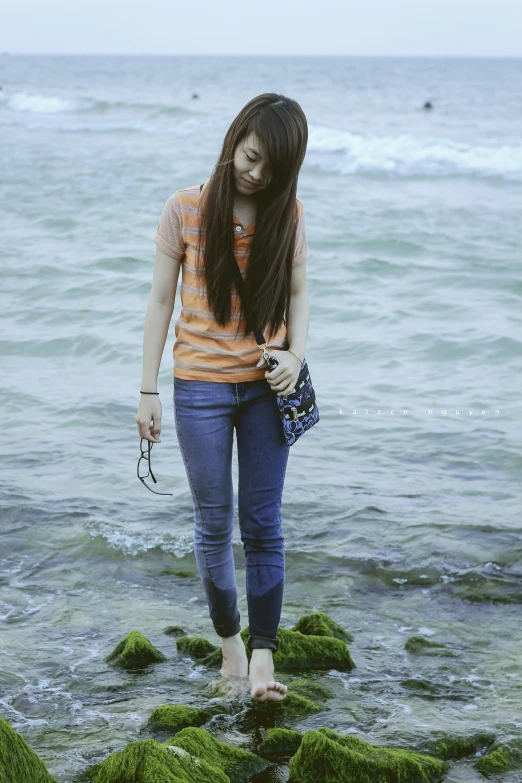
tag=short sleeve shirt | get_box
[153,183,310,382]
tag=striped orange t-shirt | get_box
[152,181,310,382]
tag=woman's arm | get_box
[286,263,310,363]
[140,247,182,393]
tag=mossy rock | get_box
[452,572,522,604]
[251,690,322,720]
[401,678,438,696]
[105,630,167,669]
[0,717,57,782]
[292,611,353,642]
[257,727,303,756]
[404,636,451,655]
[474,744,512,774]
[472,739,522,775]
[235,690,322,734]
[163,726,269,782]
[424,730,496,760]
[289,677,334,702]
[200,626,355,672]
[176,636,218,659]
[163,625,187,636]
[80,737,229,782]
[288,727,448,782]
[146,705,209,735]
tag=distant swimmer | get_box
[423,101,433,110]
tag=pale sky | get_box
[2,0,521,57]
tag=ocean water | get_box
[1,54,521,782]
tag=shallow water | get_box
[1,54,521,781]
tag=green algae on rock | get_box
[287,727,448,783]
[200,625,355,672]
[176,636,218,659]
[255,690,322,720]
[257,727,304,756]
[163,625,187,636]
[292,611,353,642]
[452,570,522,604]
[105,630,167,669]
[163,726,269,782]
[404,636,450,655]
[473,743,515,774]
[235,690,323,735]
[401,678,439,696]
[0,717,57,783]
[80,737,229,783]
[424,730,496,760]
[268,626,355,671]
[288,677,335,702]
[146,704,209,735]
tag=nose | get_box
[249,161,268,182]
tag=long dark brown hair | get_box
[196,93,308,343]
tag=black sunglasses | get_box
[137,438,173,496]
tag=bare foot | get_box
[220,632,249,679]
[249,648,287,702]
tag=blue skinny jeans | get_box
[173,376,290,653]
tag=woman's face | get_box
[233,133,272,195]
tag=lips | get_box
[242,178,256,187]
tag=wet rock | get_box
[259,690,322,720]
[474,743,512,774]
[105,630,167,669]
[257,727,303,756]
[146,704,209,735]
[288,727,448,782]
[401,678,477,702]
[200,625,355,671]
[371,565,440,588]
[163,625,187,636]
[453,572,522,604]
[424,729,496,760]
[235,691,322,734]
[163,726,269,782]
[401,678,439,696]
[0,716,57,782]
[473,738,522,774]
[176,636,218,659]
[80,737,228,782]
[404,636,451,655]
[289,677,334,702]
[291,611,353,642]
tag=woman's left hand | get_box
[256,349,302,397]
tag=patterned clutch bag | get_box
[264,351,320,446]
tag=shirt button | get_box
[235,225,242,232]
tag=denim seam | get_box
[174,393,224,633]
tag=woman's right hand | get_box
[136,395,162,443]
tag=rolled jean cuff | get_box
[214,613,241,639]
[247,634,279,653]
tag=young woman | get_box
[136,93,311,703]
